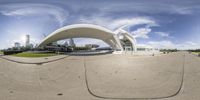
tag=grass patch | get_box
[0,51,4,54]
[12,52,58,58]
[192,52,200,55]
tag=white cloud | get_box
[177,41,200,50]
[147,40,200,49]
[171,5,194,14]
[110,17,157,29]
[131,28,151,39]
[148,40,176,49]
[74,38,109,47]
[155,32,170,37]
[99,1,198,15]
[185,41,197,46]
[4,36,40,48]
[80,16,157,30]
[0,3,68,26]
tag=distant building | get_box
[25,35,30,47]
[69,38,76,47]
[29,43,34,49]
[137,44,159,53]
[14,42,21,48]
[64,40,68,47]
[85,44,99,50]
[52,42,58,46]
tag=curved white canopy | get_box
[38,24,123,50]
[117,29,137,52]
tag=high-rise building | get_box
[64,40,68,47]
[25,35,30,47]
[69,38,75,47]
[14,42,21,48]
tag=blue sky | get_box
[0,0,200,49]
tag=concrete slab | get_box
[0,55,68,64]
[85,53,184,99]
[0,56,100,100]
[0,52,199,100]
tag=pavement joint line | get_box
[0,55,69,65]
[0,52,190,99]
[83,54,186,100]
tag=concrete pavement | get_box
[85,53,184,99]
[0,52,199,100]
[0,55,68,64]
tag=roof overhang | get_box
[38,24,123,50]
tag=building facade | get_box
[38,24,159,54]
[25,35,30,47]
[14,42,21,48]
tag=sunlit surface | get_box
[0,52,200,100]
[85,53,184,98]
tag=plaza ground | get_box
[0,52,199,100]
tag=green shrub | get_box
[3,50,23,55]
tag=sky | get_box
[0,0,200,49]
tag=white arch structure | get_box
[115,29,137,52]
[38,24,137,52]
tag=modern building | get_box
[25,35,30,47]
[14,42,21,48]
[85,44,99,50]
[52,42,58,46]
[38,24,159,54]
[69,38,76,47]
[64,40,68,47]
[137,44,159,53]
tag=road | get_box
[0,52,199,100]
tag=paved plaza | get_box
[0,52,199,100]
